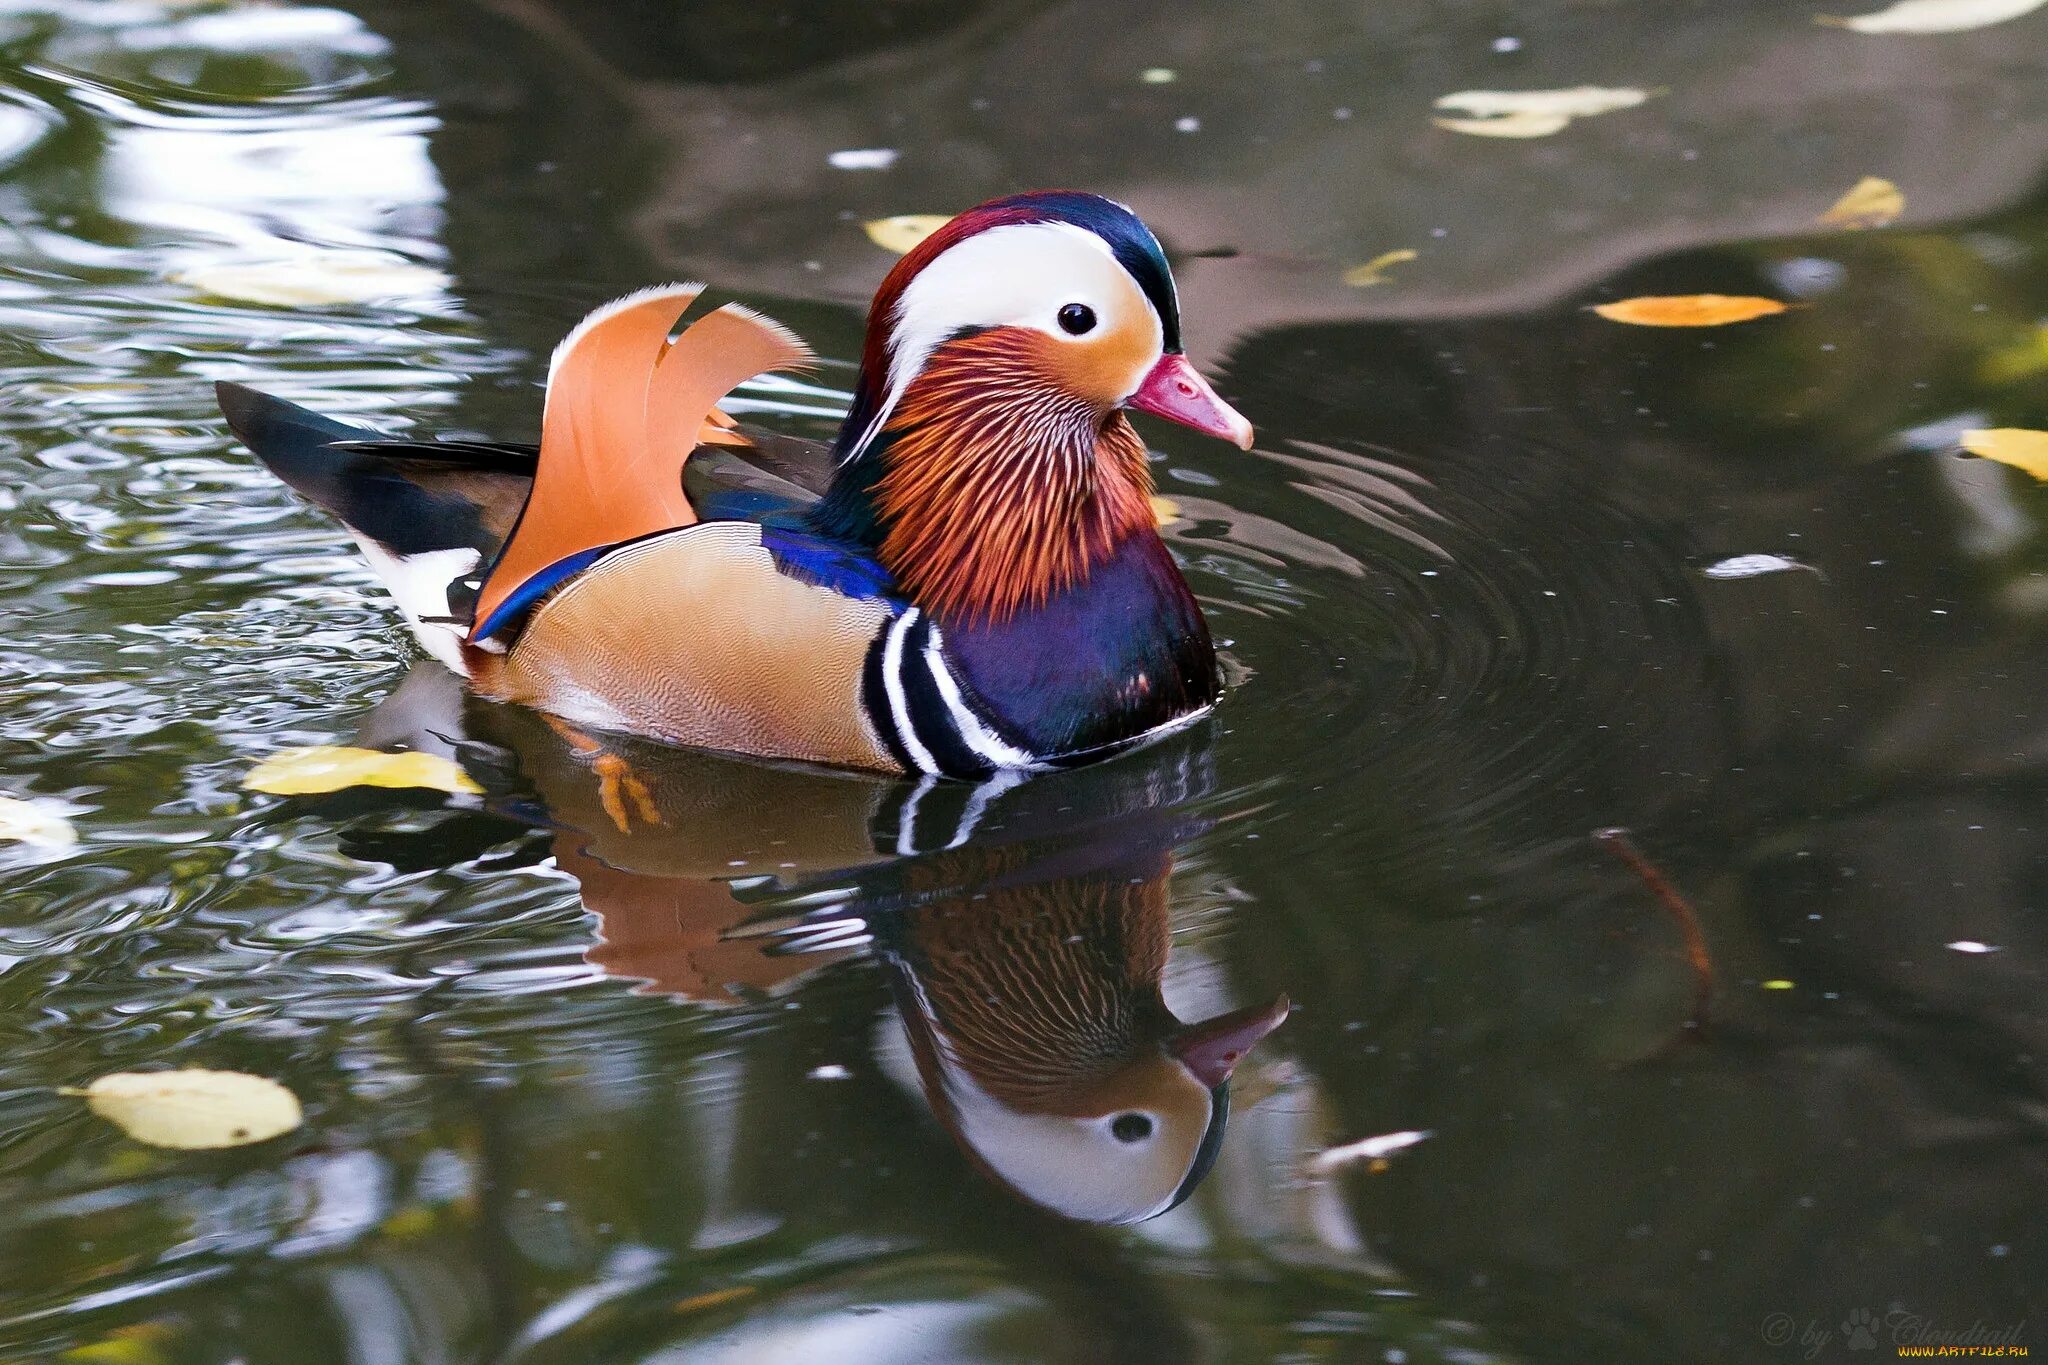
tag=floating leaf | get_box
[1343,249,1419,287]
[1433,86,1651,137]
[244,745,482,796]
[1700,553,1819,580]
[173,251,448,308]
[827,147,898,171]
[1761,979,1797,990]
[76,1069,302,1149]
[1433,110,1573,138]
[1591,295,1790,327]
[1435,86,1652,119]
[1820,176,1905,229]
[1961,428,2048,479]
[1149,495,1181,526]
[0,794,76,848]
[862,215,952,255]
[1818,0,2047,32]
[1308,1128,1433,1175]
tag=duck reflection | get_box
[354,664,1288,1224]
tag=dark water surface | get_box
[3,2,2047,1361]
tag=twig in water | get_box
[1594,826,1713,1038]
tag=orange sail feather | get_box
[470,286,813,639]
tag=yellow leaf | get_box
[1819,176,1905,229]
[0,794,76,848]
[1343,249,1419,287]
[1818,0,2047,31]
[1433,111,1573,138]
[1433,86,1652,137]
[1961,428,2048,480]
[862,215,952,255]
[77,1069,302,1150]
[1591,295,1791,327]
[1149,495,1181,526]
[244,745,483,796]
[1434,86,1653,119]
[173,251,448,308]
[1761,979,1796,990]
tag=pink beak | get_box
[1127,353,1255,450]
[1170,994,1291,1088]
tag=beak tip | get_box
[1172,992,1293,1088]
[1130,354,1255,450]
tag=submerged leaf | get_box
[244,745,483,796]
[1820,176,1905,229]
[1960,428,2048,479]
[1343,249,1419,287]
[862,215,952,255]
[58,1323,177,1365]
[1819,0,2047,32]
[78,1069,302,1149]
[1981,325,2048,384]
[174,251,448,307]
[1592,295,1790,327]
[0,794,76,848]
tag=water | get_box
[2,1,2046,1360]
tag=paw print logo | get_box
[1842,1307,1880,1351]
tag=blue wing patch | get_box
[760,527,897,600]
[471,544,609,642]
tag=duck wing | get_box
[218,286,822,664]
[469,285,814,641]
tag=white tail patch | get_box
[354,540,482,672]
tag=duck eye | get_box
[1057,302,1097,336]
[1110,1112,1153,1143]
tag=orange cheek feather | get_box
[1045,294,1160,407]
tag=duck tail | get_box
[468,287,814,643]
[216,381,530,673]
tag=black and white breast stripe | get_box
[861,609,1041,779]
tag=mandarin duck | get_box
[335,663,1285,1221]
[217,191,1252,778]
[857,849,1290,1223]
[590,815,1286,1224]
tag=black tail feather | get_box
[216,381,507,558]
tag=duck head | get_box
[812,191,1253,624]
[886,863,1289,1223]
